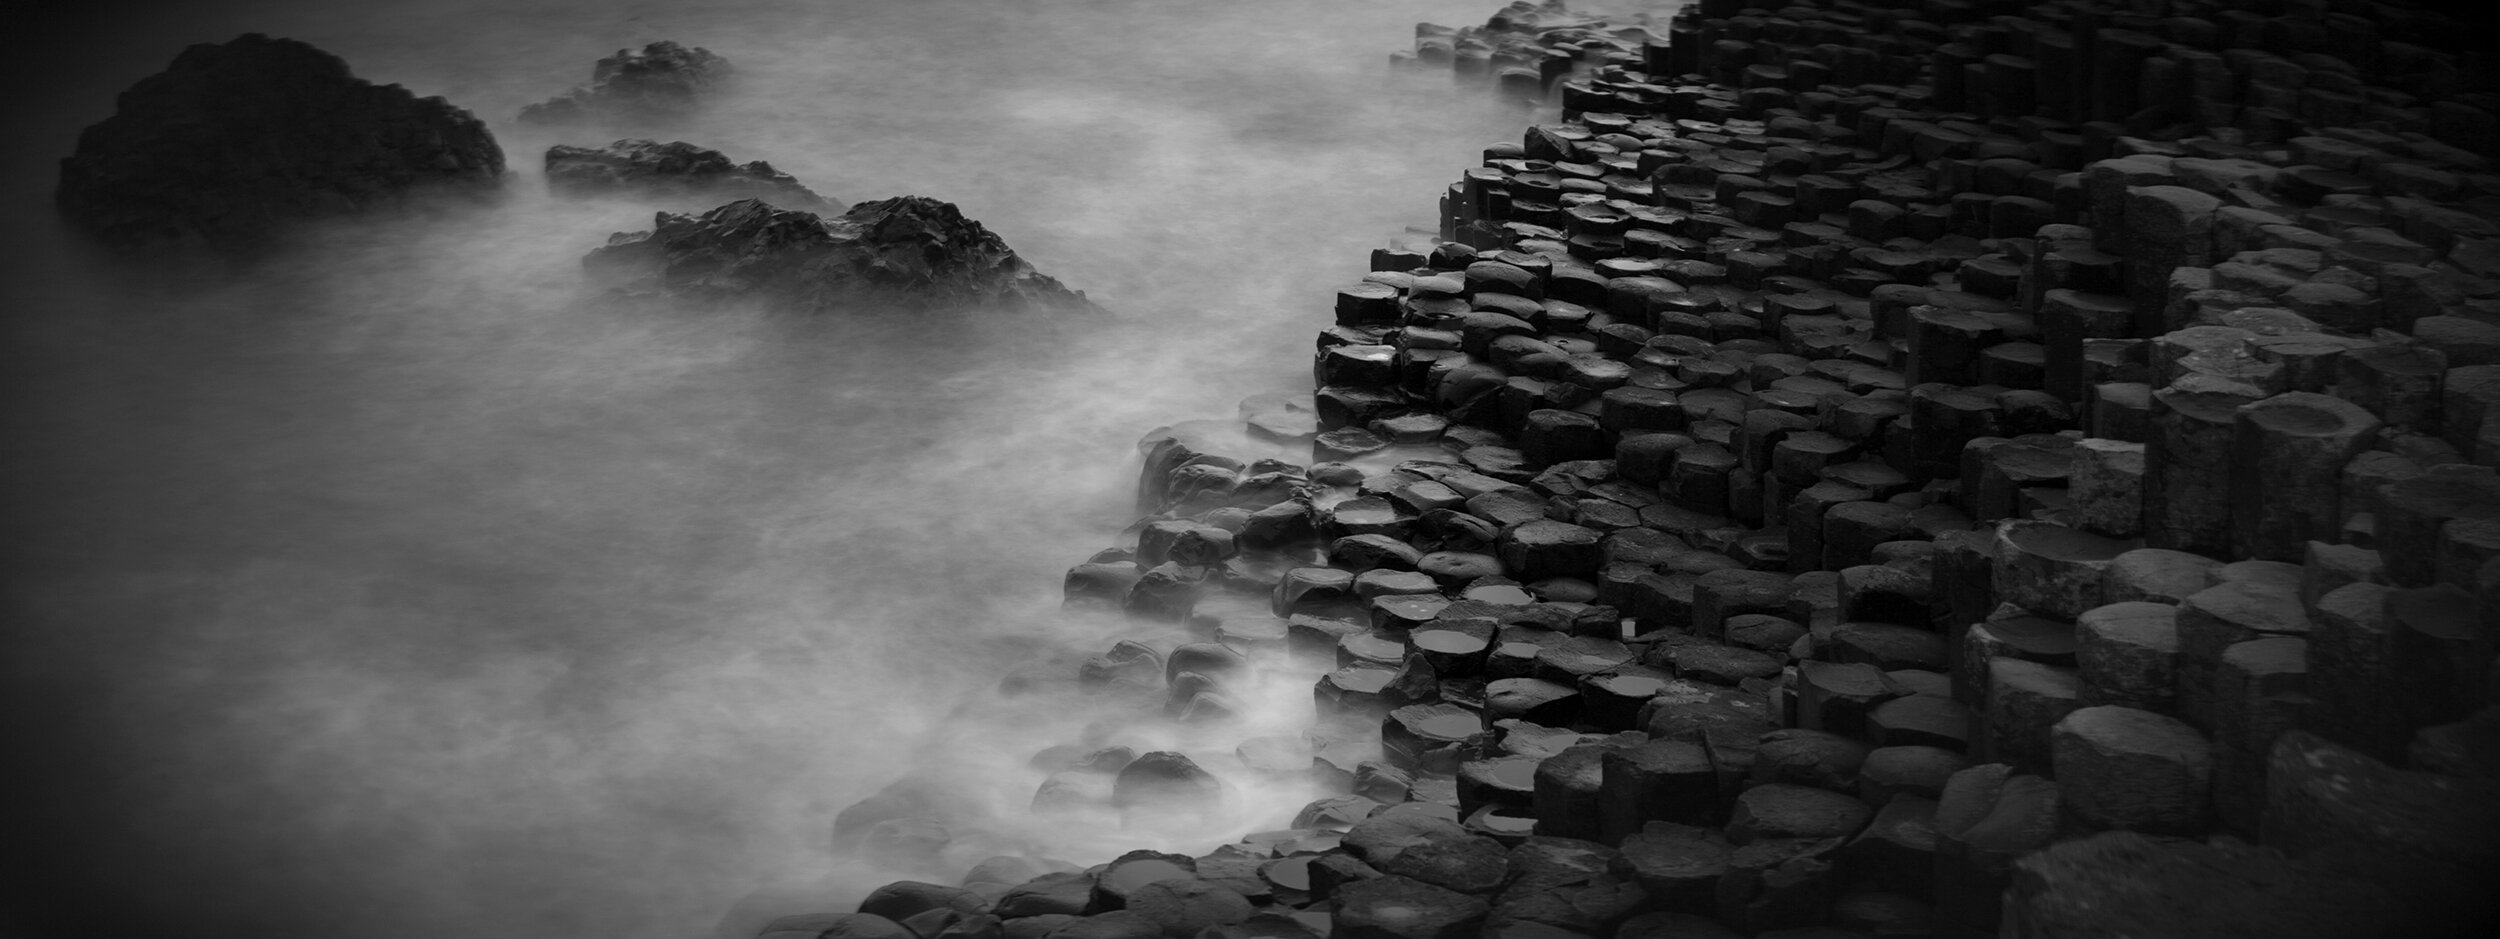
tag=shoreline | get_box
[800,0,2500,937]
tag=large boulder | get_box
[543,139,840,211]
[518,40,730,125]
[586,196,1100,314]
[55,33,505,250]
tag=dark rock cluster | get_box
[545,138,842,212]
[54,34,1086,317]
[54,33,505,251]
[519,40,733,126]
[586,196,1099,314]
[809,0,2500,937]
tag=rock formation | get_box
[586,196,1098,314]
[54,33,504,251]
[545,139,841,212]
[519,41,731,125]
[779,0,2500,936]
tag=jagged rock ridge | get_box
[519,41,731,125]
[545,139,841,212]
[54,33,505,250]
[587,196,1099,314]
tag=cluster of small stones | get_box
[814,1,2500,939]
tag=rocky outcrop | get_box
[519,41,731,126]
[544,139,840,212]
[735,0,2500,936]
[54,33,505,251]
[586,196,1098,314]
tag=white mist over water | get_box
[0,1,1542,937]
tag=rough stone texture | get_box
[1343,804,1471,866]
[518,40,730,124]
[2100,548,2220,606]
[1840,793,1938,897]
[1045,911,1164,939]
[1993,520,2134,621]
[56,33,505,250]
[2067,438,2145,538]
[1531,742,1618,842]
[544,138,839,211]
[586,196,1099,313]
[1597,740,1716,840]
[2173,579,2309,732]
[1038,7,2500,938]
[1933,765,2059,938]
[1750,729,1871,794]
[1857,745,1967,808]
[2211,637,2309,835]
[857,881,987,921]
[2003,831,2416,939]
[2049,705,2210,834]
[1795,659,1895,738]
[1985,658,2083,775]
[994,873,1095,919]
[1867,692,1973,753]
[2265,731,2500,924]
[2074,601,2181,712]
[1711,835,1843,933]
[1614,829,1728,915]
[2412,707,2500,780]
[2378,465,2500,587]
[1376,836,1510,895]
[2304,582,2400,761]
[1124,880,1253,938]
[1728,783,1874,844]
[2229,392,2383,561]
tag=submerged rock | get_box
[55,33,505,250]
[519,40,730,125]
[1111,752,1224,812]
[586,196,1100,314]
[544,138,840,211]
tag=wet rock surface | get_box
[55,33,505,251]
[544,139,841,211]
[587,195,1099,314]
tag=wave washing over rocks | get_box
[782,1,2500,938]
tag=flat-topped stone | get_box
[2051,705,2211,834]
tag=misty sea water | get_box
[0,1,1564,936]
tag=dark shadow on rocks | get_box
[54,33,505,254]
[585,196,1103,315]
[545,138,842,212]
[518,40,732,126]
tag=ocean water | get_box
[0,1,1553,937]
